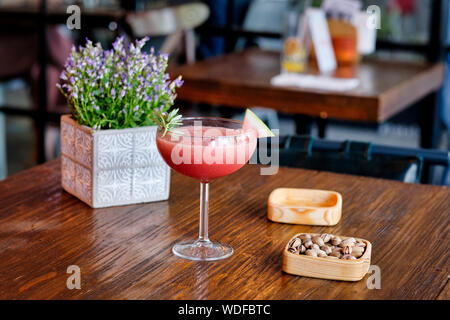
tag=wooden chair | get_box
[125,2,210,64]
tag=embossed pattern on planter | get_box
[60,120,75,158]
[133,166,169,201]
[97,133,133,169]
[61,156,75,194]
[60,115,170,208]
[75,163,92,203]
[97,168,133,204]
[75,129,93,167]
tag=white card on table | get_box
[306,8,336,74]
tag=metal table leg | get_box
[294,115,313,135]
[419,90,443,183]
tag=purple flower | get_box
[174,77,184,87]
[136,37,149,50]
[112,36,125,52]
[57,35,182,129]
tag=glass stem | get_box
[198,182,209,242]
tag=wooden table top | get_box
[173,49,445,122]
[0,159,448,299]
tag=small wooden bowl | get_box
[282,233,372,281]
[268,188,342,226]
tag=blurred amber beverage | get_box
[282,37,307,73]
[281,11,308,74]
[310,19,359,66]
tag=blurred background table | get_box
[174,48,445,148]
[0,159,448,299]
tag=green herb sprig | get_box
[152,108,183,136]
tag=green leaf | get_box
[151,108,182,136]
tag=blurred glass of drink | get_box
[281,11,308,74]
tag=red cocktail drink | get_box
[156,117,257,261]
[156,126,257,182]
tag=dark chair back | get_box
[256,136,424,183]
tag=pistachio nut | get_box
[331,236,342,246]
[343,245,352,255]
[320,233,332,243]
[305,249,318,257]
[311,236,325,247]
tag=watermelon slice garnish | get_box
[243,109,275,138]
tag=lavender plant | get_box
[57,36,183,130]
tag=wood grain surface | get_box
[0,159,448,299]
[172,49,445,122]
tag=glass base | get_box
[172,239,233,261]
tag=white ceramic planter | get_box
[60,115,170,208]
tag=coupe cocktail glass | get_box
[156,117,257,261]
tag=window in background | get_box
[234,0,431,45]
[370,0,430,44]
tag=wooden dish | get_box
[268,188,342,226]
[282,233,372,281]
